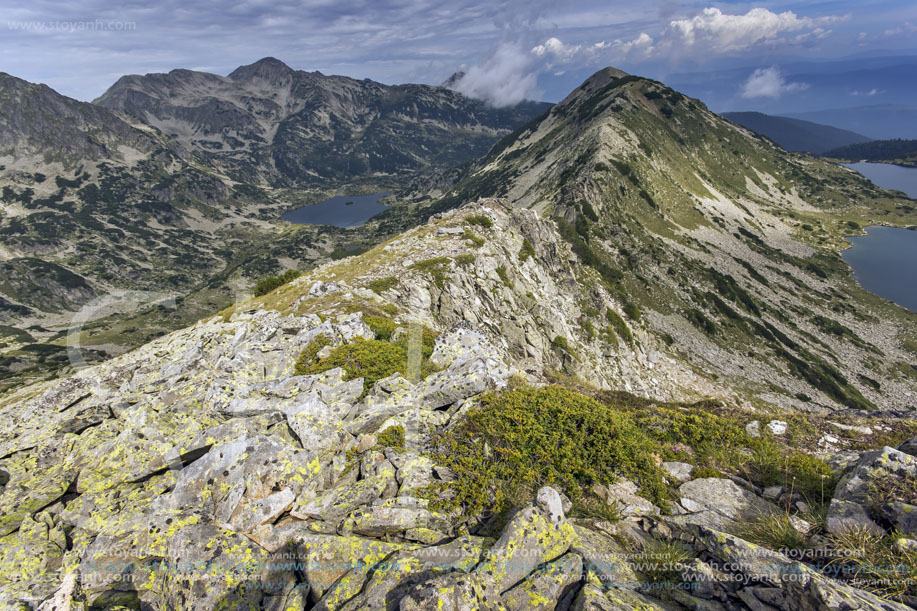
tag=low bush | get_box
[367,276,399,293]
[465,214,493,228]
[606,309,634,344]
[364,315,399,341]
[254,269,300,296]
[377,425,406,453]
[425,386,668,516]
[298,338,407,390]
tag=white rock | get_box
[746,421,761,437]
[766,420,787,436]
[536,486,565,524]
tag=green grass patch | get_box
[410,256,452,288]
[519,239,535,262]
[463,228,485,248]
[367,276,399,294]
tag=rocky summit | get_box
[1,62,917,611]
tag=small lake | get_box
[282,192,390,228]
[842,226,917,312]
[843,162,917,199]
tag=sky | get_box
[2,0,916,110]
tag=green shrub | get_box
[410,257,452,288]
[463,229,485,248]
[495,265,512,288]
[300,338,406,390]
[606,309,634,344]
[254,269,301,296]
[623,301,641,321]
[519,239,535,262]
[377,425,406,453]
[367,276,399,293]
[455,254,476,267]
[364,315,399,341]
[466,214,494,228]
[551,335,578,360]
[425,386,668,516]
[293,335,334,375]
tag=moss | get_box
[367,276,399,294]
[253,269,300,297]
[301,338,407,390]
[465,214,494,228]
[376,425,406,453]
[518,239,535,262]
[425,385,668,516]
[293,335,334,376]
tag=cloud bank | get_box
[450,42,539,107]
[740,67,809,99]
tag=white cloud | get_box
[740,67,808,99]
[531,37,581,63]
[661,7,842,54]
[530,32,654,67]
[884,22,917,36]
[526,7,841,73]
[851,88,881,96]
[450,41,539,107]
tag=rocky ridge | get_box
[1,199,916,609]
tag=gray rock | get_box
[536,485,565,524]
[499,554,582,610]
[826,446,917,535]
[662,461,694,483]
[679,478,779,522]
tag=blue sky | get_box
[1,0,915,107]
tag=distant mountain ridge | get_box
[824,138,917,168]
[721,111,871,154]
[784,104,917,140]
[94,57,551,186]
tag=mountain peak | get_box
[228,56,295,81]
[441,71,466,89]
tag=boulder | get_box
[826,446,917,535]
[662,462,694,483]
[679,478,779,523]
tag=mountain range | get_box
[0,58,548,389]
[0,60,916,611]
